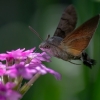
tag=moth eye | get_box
[45,45,50,49]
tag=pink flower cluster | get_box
[0,48,61,100]
[0,82,21,100]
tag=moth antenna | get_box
[68,60,81,65]
[46,34,50,40]
[29,26,43,41]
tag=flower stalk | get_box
[20,73,41,96]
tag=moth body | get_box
[38,5,99,68]
[39,36,80,61]
[39,36,95,68]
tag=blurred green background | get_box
[0,0,100,100]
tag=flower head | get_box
[3,48,61,80]
[0,48,61,100]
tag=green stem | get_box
[19,73,41,96]
[2,75,9,84]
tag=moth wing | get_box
[59,14,100,56]
[54,5,77,38]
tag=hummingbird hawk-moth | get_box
[30,5,100,68]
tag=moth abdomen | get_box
[82,52,96,68]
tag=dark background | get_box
[0,0,100,100]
